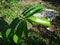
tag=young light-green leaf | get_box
[13,34,18,44]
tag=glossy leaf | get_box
[23,4,45,17]
[27,16,51,27]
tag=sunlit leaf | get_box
[5,28,11,38]
[13,34,18,44]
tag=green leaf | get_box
[27,16,51,27]
[5,28,11,38]
[13,34,18,44]
[9,18,20,37]
[5,18,20,39]
[23,4,45,17]
[13,20,28,44]
[10,18,20,29]
[15,20,24,39]
[0,32,3,38]
[16,20,28,37]
[23,21,28,38]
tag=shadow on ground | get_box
[43,0,60,6]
